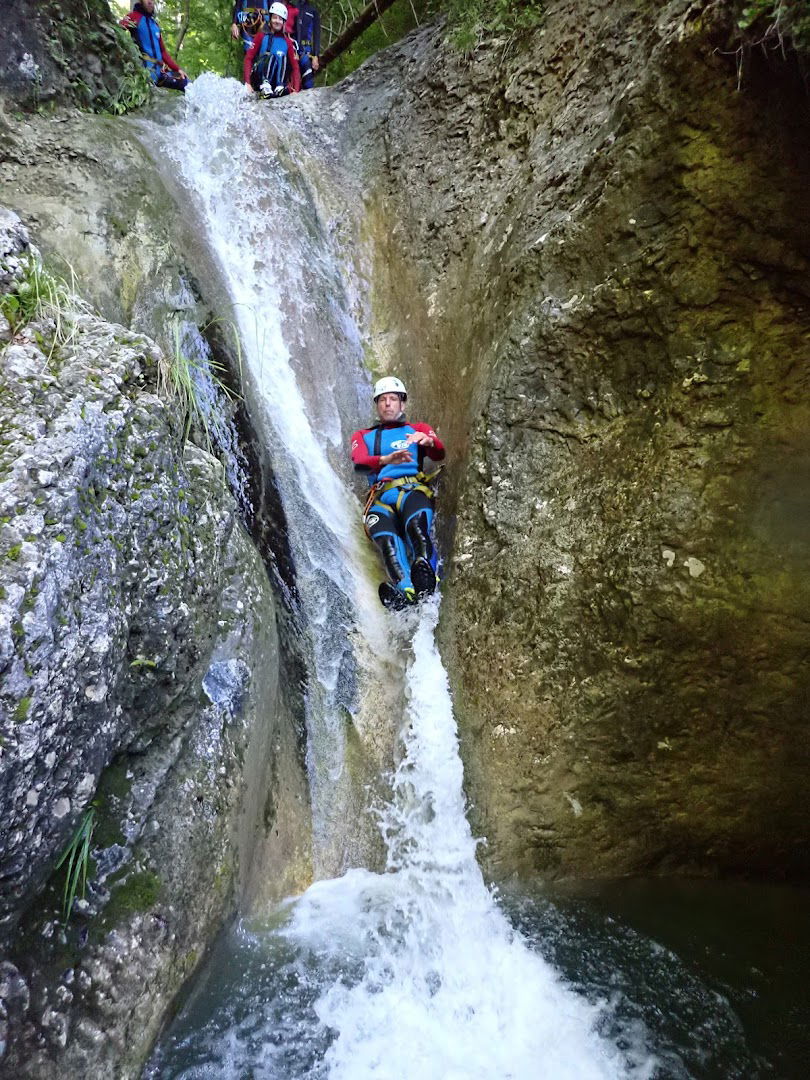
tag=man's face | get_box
[270,14,284,32]
[142,0,155,13]
[376,393,403,423]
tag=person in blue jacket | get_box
[120,0,189,92]
[351,377,445,610]
[231,1,272,52]
[293,2,320,89]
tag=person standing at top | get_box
[120,0,189,92]
[244,2,301,97]
[294,1,320,89]
[351,377,445,610]
[284,4,299,35]
[231,1,272,53]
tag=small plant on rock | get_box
[157,319,241,451]
[0,256,77,364]
[107,67,153,116]
[55,803,97,924]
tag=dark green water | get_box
[504,877,810,1079]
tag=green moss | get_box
[55,533,66,543]
[13,696,32,722]
[103,869,161,925]
[75,518,87,532]
[6,544,21,561]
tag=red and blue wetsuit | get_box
[351,419,445,597]
[120,4,188,92]
[244,29,301,94]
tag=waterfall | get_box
[140,75,640,1078]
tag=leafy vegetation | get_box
[157,319,241,449]
[737,0,810,51]
[110,0,543,84]
[0,257,77,366]
[107,65,153,114]
[440,0,544,54]
[55,805,96,924]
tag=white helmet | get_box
[269,2,288,21]
[373,376,407,402]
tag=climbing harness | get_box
[362,466,443,539]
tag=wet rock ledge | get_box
[0,208,310,1078]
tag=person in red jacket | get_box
[351,377,445,610]
[244,2,301,97]
[120,0,189,92]
[285,4,299,35]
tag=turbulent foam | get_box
[281,603,627,1079]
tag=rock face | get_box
[0,209,311,1076]
[343,2,810,880]
[0,0,139,111]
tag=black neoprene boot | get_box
[406,512,434,564]
[411,557,436,600]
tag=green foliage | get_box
[12,696,31,722]
[55,805,96,925]
[157,319,241,449]
[440,0,544,53]
[107,66,153,115]
[0,257,76,366]
[110,0,543,85]
[737,0,810,50]
[111,1,243,79]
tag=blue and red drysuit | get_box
[244,29,301,94]
[232,1,272,52]
[120,4,189,92]
[351,419,445,598]
[294,2,321,89]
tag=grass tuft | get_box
[0,256,79,366]
[157,319,242,452]
[55,804,96,925]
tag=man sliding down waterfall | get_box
[351,378,445,611]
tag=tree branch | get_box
[320,0,400,66]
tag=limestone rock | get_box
[341,3,810,881]
[0,212,311,1077]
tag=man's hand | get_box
[120,15,136,29]
[406,431,434,448]
[231,22,241,39]
[380,449,413,466]
[312,56,320,71]
[178,69,189,81]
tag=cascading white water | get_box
[279,601,631,1079]
[141,76,644,1077]
[140,74,397,877]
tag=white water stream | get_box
[142,76,642,1078]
